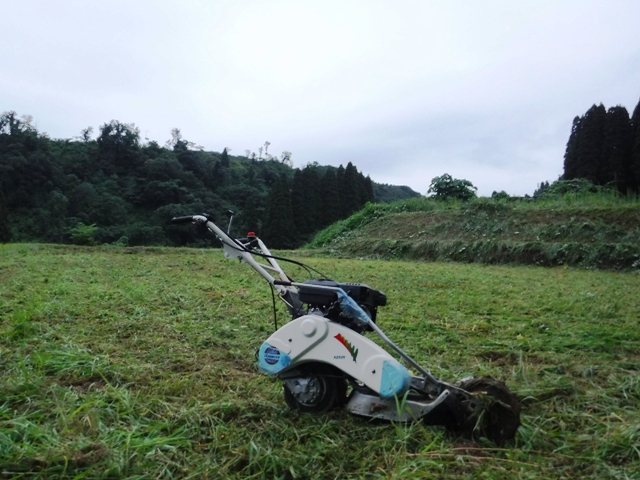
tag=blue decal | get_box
[379,360,411,399]
[263,346,280,365]
[258,342,291,375]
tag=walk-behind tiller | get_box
[172,212,521,444]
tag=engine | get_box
[298,279,387,332]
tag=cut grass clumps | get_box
[339,238,640,269]
[308,193,640,270]
[1,244,639,477]
[308,198,462,249]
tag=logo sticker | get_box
[335,333,358,362]
[263,346,281,365]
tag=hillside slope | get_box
[306,197,640,270]
[0,112,420,247]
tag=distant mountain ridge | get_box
[373,184,421,203]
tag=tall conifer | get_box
[335,165,345,215]
[302,166,322,232]
[262,174,298,249]
[342,162,360,216]
[360,174,375,205]
[240,196,260,235]
[630,97,640,192]
[575,104,607,183]
[291,169,310,235]
[0,185,11,243]
[292,166,323,237]
[320,169,340,228]
[601,106,633,191]
[563,116,582,180]
[220,148,230,168]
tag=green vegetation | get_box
[307,190,640,270]
[69,222,98,246]
[1,244,639,478]
[427,174,477,201]
[0,112,416,249]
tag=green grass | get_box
[307,194,640,270]
[1,244,639,478]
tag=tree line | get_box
[563,98,640,192]
[0,112,415,247]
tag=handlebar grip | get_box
[273,280,292,286]
[171,215,195,224]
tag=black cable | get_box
[270,284,278,332]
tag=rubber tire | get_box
[456,377,521,445]
[282,367,338,414]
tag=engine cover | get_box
[299,280,387,321]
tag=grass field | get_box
[1,244,639,479]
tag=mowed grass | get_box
[1,244,639,479]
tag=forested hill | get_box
[0,112,419,248]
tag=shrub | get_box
[537,179,602,198]
[491,190,510,201]
[428,174,477,201]
[69,222,98,246]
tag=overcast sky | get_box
[2,1,639,196]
